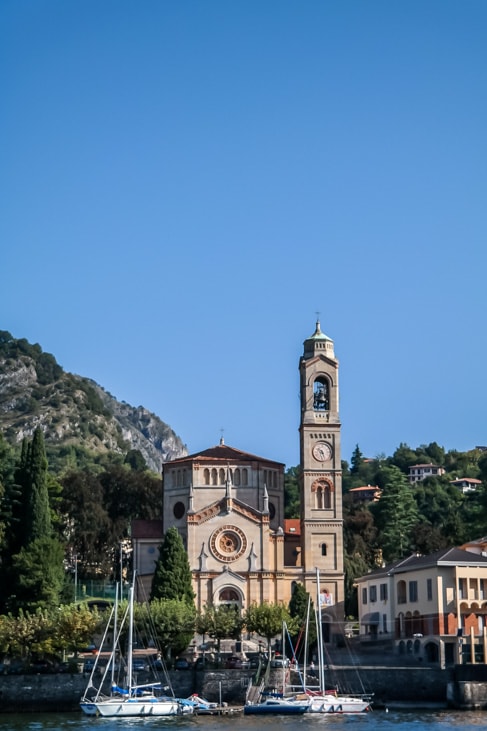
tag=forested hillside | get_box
[286,441,487,614]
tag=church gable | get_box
[188,497,264,526]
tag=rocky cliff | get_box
[0,330,187,473]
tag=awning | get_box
[360,612,380,625]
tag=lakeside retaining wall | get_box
[0,666,456,713]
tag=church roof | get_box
[165,440,284,467]
[131,519,163,540]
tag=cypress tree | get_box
[4,429,64,614]
[150,527,194,604]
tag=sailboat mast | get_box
[316,567,325,693]
[110,582,119,689]
[127,584,134,696]
[303,595,311,688]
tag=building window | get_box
[321,544,327,556]
[362,587,367,605]
[211,468,217,485]
[219,468,225,485]
[458,578,467,599]
[380,583,388,601]
[370,586,377,603]
[242,468,248,486]
[382,614,388,633]
[427,578,433,601]
[397,580,407,604]
[234,469,241,486]
[204,468,210,485]
[409,581,418,602]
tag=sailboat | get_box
[80,580,193,717]
[302,568,372,714]
[244,623,310,715]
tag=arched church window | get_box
[219,468,225,484]
[242,468,248,485]
[313,377,329,411]
[182,468,187,485]
[234,469,241,486]
[177,470,182,486]
[314,481,332,509]
[171,472,176,487]
[211,468,218,485]
[204,468,210,485]
[321,543,327,556]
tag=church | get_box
[132,320,345,639]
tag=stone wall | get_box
[0,665,462,713]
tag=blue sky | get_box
[1,1,486,469]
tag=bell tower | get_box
[299,319,344,620]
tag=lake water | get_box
[0,709,486,731]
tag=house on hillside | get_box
[408,464,446,483]
[450,477,482,494]
[355,547,487,666]
[348,485,381,503]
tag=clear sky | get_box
[1,1,486,469]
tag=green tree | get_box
[60,469,112,577]
[124,449,148,472]
[138,598,196,661]
[389,443,418,474]
[350,445,363,475]
[196,604,243,661]
[4,430,65,614]
[14,428,51,550]
[8,536,65,613]
[54,603,102,658]
[150,527,194,604]
[244,602,297,657]
[284,466,300,518]
[371,465,420,563]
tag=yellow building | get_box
[133,321,345,639]
[356,547,487,666]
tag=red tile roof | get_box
[284,519,301,536]
[165,442,284,467]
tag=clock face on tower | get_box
[312,441,333,462]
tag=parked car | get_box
[28,659,57,674]
[174,657,192,670]
[0,658,25,675]
[194,656,208,670]
[224,656,245,669]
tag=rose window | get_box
[210,525,247,562]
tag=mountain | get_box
[0,331,187,473]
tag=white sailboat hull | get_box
[307,694,370,713]
[80,696,184,717]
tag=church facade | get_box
[132,321,345,637]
